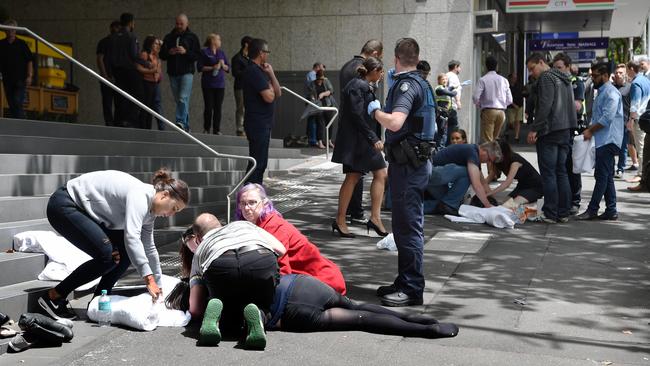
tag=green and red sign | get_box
[506,0,615,13]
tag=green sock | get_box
[243,303,266,350]
[198,298,222,346]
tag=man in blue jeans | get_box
[526,53,577,224]
[577,63,624,221]
[425,142,499,215]
[160,14,201,131]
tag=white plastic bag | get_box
[572,135,595,174]
[376,233,397,251]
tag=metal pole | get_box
[0,24,255,223]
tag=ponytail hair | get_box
[152,168,190,204]
[357,56,383,78]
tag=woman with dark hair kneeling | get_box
[484,140,543,205]
[39,169,190,320]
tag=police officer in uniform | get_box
[368,38,436,307]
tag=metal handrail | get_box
[0,24,254,223]
[281,86,338,159]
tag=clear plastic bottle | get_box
[97,289,111,327]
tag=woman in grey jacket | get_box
[37,169,190,320]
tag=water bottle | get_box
[97,289,111,327]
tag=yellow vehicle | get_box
[0,31,78,121]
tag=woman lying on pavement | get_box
[167,273,459,340]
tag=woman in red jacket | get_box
[236,183,347,294]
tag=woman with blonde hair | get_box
[198,33,230,134]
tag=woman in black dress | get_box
[331,57,388,238]
[485,140,543,204]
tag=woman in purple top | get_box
[198,34,230,134]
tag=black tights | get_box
[281,276,454,339]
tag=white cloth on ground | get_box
[572,134,595,174]
[444,204,516,229]
[86,275,191,331]
[376,233,397,251]
[14,231,99,291]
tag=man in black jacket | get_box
[231,36,252,136]
[108,13,144,128]
[160,14,201,132]
[526,52,577,224]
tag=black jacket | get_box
[531,68,577,136]
[231,51,250,90]
[107,27,140,70]
[332,78,383,171]
[159,28,201,76]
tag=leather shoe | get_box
[376,284,396,297]
[576,211,598,221]
[435,202,459,216]
[380,291,423,307]
[597,212,618,221]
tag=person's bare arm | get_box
[373,110,408,132]
[467,162,492,207]
[488,163,521,196]
[189,284,208,319]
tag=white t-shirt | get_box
[446,71,461,110]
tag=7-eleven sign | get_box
[506,0,615,13]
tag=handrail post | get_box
[0,24,255,223]
[280,86,338,160]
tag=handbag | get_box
[639,110,650,133]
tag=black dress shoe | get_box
[576,211,598,221]
[380,291,423,307]
[436,202,459,216]
[376,284,396,297]
[597,212,618,221]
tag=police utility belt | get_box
[385,139,436,168]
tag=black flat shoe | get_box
[576,211,598,221]
[331,221,355,238]
[366,219,389,237]
[597,212,618,221]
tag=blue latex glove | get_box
[367,99,381,117]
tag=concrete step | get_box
[0,153,307,176]
[0,218,53,251]
[0,196,49,223]
[0,170,245,198]
[0,279,60,321]
[0,117,284,148]
[0,134,303,159]
[0,252,48,287]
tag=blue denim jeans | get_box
[153,83,165,130]
[425,163,470,211]
[46,186,130,297]
[536,129,572,220]
[587,143,620,215]
[169,73,194,130]
[616,131,628,172]
[388,160,432,298]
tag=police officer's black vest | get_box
[384,71,437,144]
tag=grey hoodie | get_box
[531,68,577,136]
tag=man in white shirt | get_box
[446,60,462,145]
[472,55,512,143]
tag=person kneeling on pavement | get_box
[182,213,286,349]
[425,141,502,215]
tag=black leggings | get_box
[281,276,442,338]
[202,87,225,133]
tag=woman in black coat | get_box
[331,57,388,238]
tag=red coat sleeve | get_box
[259,212,347,294]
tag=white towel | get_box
[86,275,191,331]
[14,231,99,290]
[444,204,516,229]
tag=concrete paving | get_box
[1,147,649,366]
